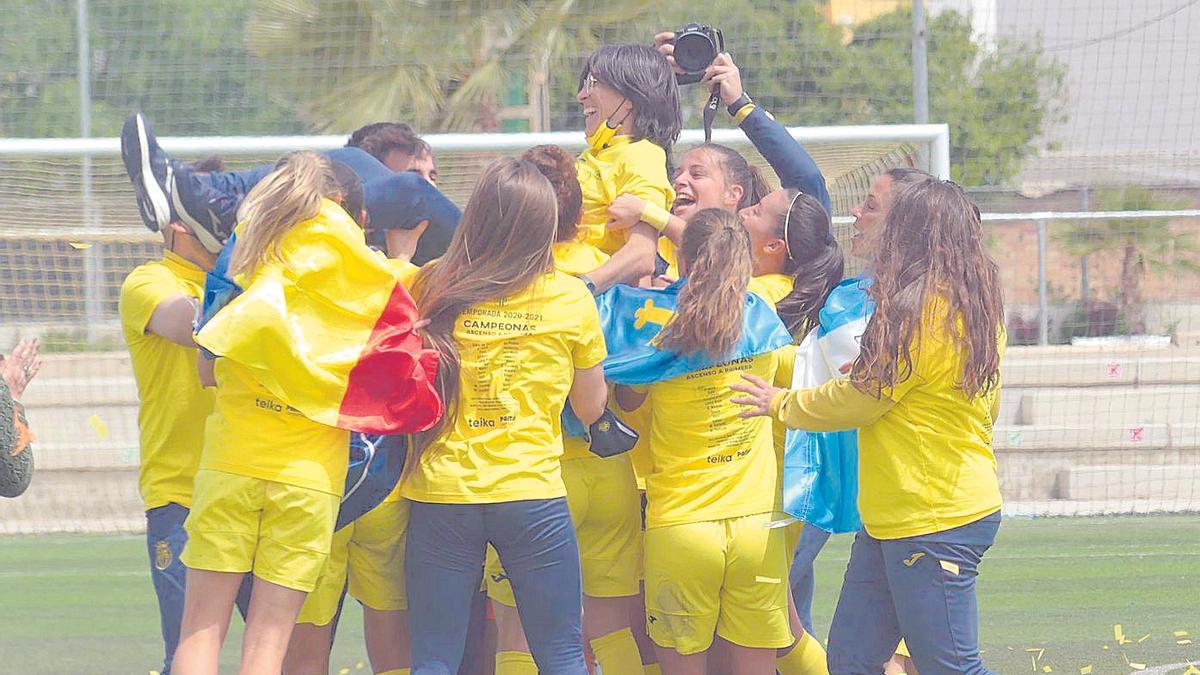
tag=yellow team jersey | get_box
[201,358,351,495]
[638,349,783,529]
[772,301,1005,539]
[576,135,675,257]
[551,240,610,461]
[403,270,608,504]
[118,252,214,511]
[748,273,794,308]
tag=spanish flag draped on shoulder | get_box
[595,279,794,385]
[782,276,872,534]
[195,199,442,435]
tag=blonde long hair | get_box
[659,208,753,358]
[230,151,341,278]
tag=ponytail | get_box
[775,190,844,338]
[694,143,772,210]
[659,208,753,358]
[231,151,339,278]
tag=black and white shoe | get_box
[170,162,235,254]
[120,113,175,232]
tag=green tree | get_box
[1055,187,1199,334]
[245,0,654,132]
[0,0,302,137]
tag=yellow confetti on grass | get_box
[68,242,92,250]
[1137,634,1151,643]
[1115,624,1130,645]
[1177,631,1191,637]
[1079,666,1093,675]
[88,414,110,440]
[355,662,365,670]
[1183,665,1200,675]
[338,669,350,675]
[1042,666,1053,673]
[1129,664,1146,671]
[1180,639,1195,645]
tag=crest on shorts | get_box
[155,540,172,571]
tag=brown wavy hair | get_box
[851,179,1003,399]
[776,190,844,338]
[659,208,753,358]
[520,145,583,243]
[409,158,558,456]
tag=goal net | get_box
[0,124,939,534]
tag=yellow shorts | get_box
[644,512,793,654]
[182,469,339,593]
[486,454,642,606]
[297,499,410,625]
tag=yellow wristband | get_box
[733,103,759,125]
[640,202,673,232]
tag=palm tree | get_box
[1055,187,1198,334]
[245,0,651,132]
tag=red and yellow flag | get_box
[196,199,442,434]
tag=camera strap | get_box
[703,86,721,142]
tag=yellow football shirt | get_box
[639,349,783,529]
[748,273,794,308]
[576,136,675,257]
[119,252,214,511]
[201,358,351,495]
[403,270,608,503]
[771,301,1004,539]
[550,240,610,461]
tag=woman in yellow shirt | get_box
[613,209,801,675]
[482,145,651,675]
[733,179,1005,675]
[402,157,609,674]
[173,152,354,674]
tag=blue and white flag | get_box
[562,279,794,438]
[782,276,873,534]
[596,280,794,385]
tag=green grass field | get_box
[2,515,1198,674]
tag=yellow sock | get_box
[590,627,644,675]
[495,650,538,675]
[643,663,663,675]
[775,628,829,675]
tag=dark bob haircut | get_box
[580,44,683,150]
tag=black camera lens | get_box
[674,31,717,74]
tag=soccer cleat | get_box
[120,112,176,232]
[170,161,236,254]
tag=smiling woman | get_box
[573,44,681,265]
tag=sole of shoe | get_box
[135,115,173,231]
[169,166,225,254]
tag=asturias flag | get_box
[595,280,795,385]
[195,199,442,434]
[782,276,873,534]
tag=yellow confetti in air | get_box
[1079,666,1093,675]
[1176,631,1191,637]
[88,414,110,440]
[1137,634,1150,643]
[69,242,92,250]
